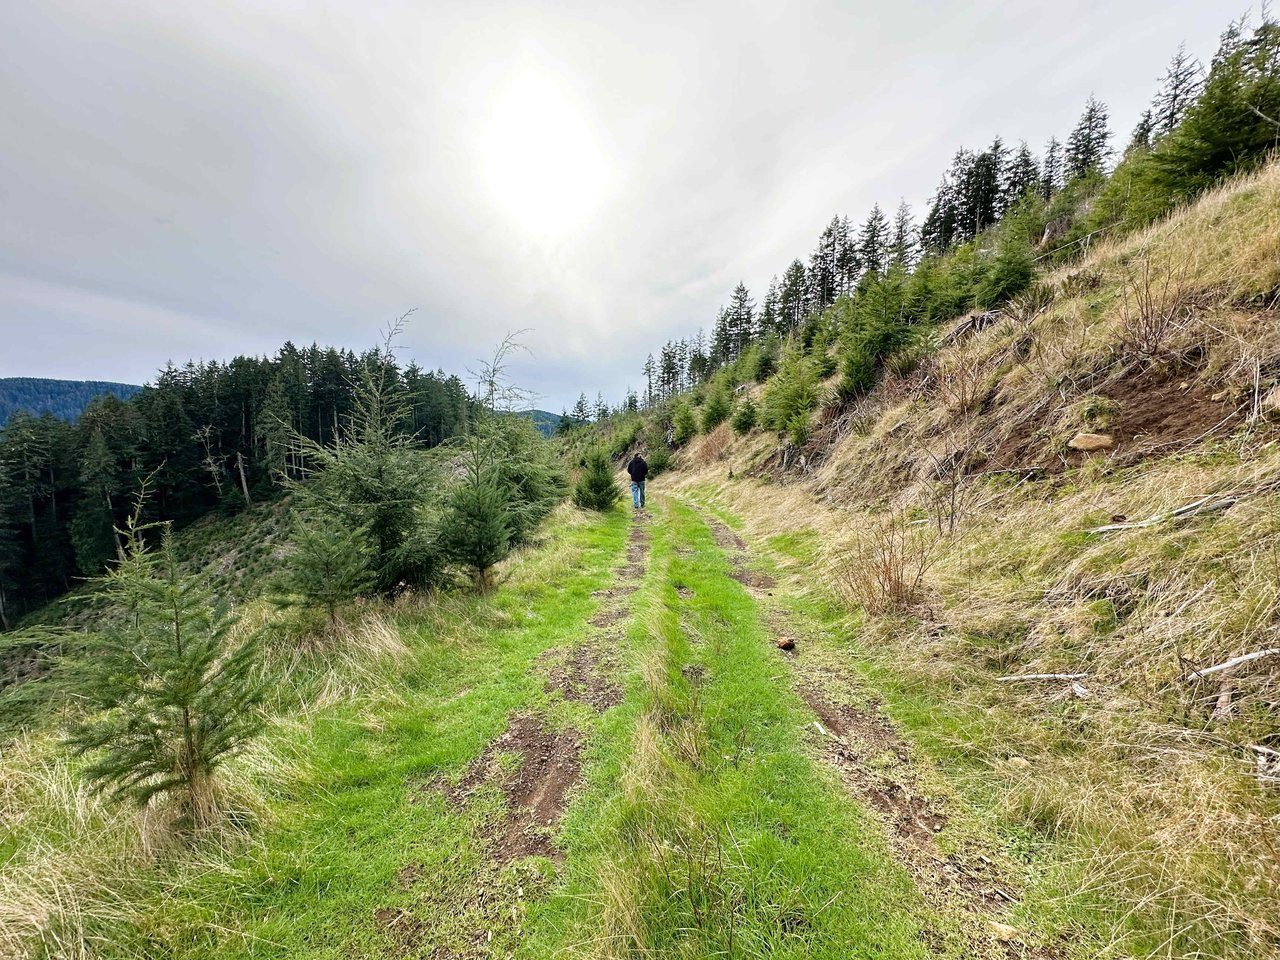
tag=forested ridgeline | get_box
[0,379,143,425]
[609,12,1279,417]
[0,340,473,626]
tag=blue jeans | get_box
[631,480,646,508]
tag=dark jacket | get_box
[627,455,648,483]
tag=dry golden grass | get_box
[662,166,1280,953]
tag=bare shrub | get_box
[1118,257,1197,359]
[935,340,989,415]
[838,513,942,615]
[694,423,732,462]
[917,443,973,535]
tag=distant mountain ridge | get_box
[0,377,143,424]
[518,408,568,437]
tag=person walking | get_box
[626,450,648,510]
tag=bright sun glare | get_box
[479,73,609,238]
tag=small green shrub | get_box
[731,395,757,434]
[701,383,732,432]
[673,404,699,446]
[761,347,824,434]
[573,449,622,512]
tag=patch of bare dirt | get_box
[983,367,1242,473]
[592,585,637,600]
[799,683,951,853]
[427,714,584,864]
[396,863,426,888]
[796,682,1049,957]
[619,521,650,580]
[543,644,624,711]
[681,663,706,685]
[589,607,628,628]
[729,567,776,590]
[490,715,585,862]
[676,585,694,600]
[707,518,747,551]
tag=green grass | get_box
[9,494,1085,959]
[3,507,629,959]
[680,488,1275,959]
[516,500,940,958]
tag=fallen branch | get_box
[997,672,1089,682]
[1188,648,1280,680]
[1089,474,1280,533]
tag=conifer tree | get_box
[727,283,755,360]
[778,260,808,332]
[1002,142,1040,206]
[834,215,860,294]
[807,216,845,309]
[71,427,119,574]
[964,140,1005,227]
[257,374,293,482]
[439,443,513,591]
[888,201,918,270]
[271,511,375,627]
[1152,43,1205,137]
[759,277,781,337]
[1152,12,1280,196]
[701,382,732,432]
[573,448,621,512]
[1040,137,1063,198]
[672,403,698,446]
[731,394,757,435]
[921,172,960,252]
[1065,95,1112,180]
[288,327,443,593]
[858,204,890,277]
[64,507,265,829]
[1127,109,1155,155]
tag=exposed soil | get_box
[729,567,776,590]
[396,863,426,888]
[592,585,637,600]
[589,607,629,628]
[618,521,650,580]
[706,518,747,551]
[676,585,695,599]
[543,644,624,711]
[489,715,585,862]
[429,714,584,864]
[796,683,1048,958]
[681,663,706,685]
[984,367,1242,473]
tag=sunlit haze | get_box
[0,0,1233,410]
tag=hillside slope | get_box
[649,161,1280,957]
[0,377,142,423]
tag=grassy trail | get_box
[76,499,1051,959]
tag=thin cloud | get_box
[0,0,1232,409]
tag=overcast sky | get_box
[0,0,1236,411]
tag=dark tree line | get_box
[629,10,1278,412]
[0,341,472,627]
